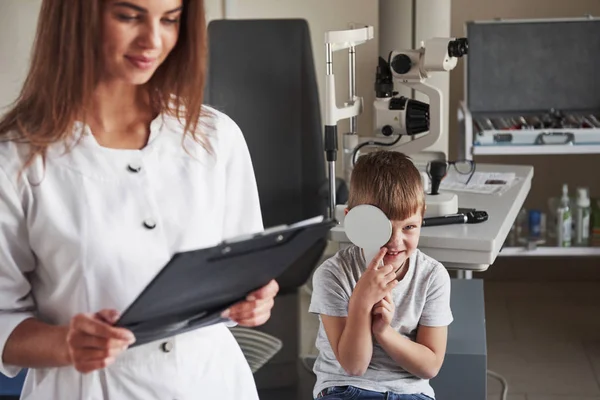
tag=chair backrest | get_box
[228,326,283,373]
[205,19,326,229]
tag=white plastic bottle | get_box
[575,187,591,246]
[556,184,572,247]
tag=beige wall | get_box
[450,1,600,279]
[0,0,42,112]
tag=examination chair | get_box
[205,19,346,399]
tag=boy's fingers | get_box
[383,264,394,272]
[378,297,389,311]
[386,280,398,291]
[373,300,382,308]
[368,248,388,270]
[372,306,385,315]
[383,298,393,312]
[383,268,397,282]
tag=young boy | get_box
[309,151,453,400]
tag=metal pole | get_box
[326,43,333,75]
[325,43,336,219]
[349,46,357,134]
[456,270,473,280]
[328,163,336,219]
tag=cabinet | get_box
[457,17,600,257]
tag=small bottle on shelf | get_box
[516,208,528,242]
[592,198,600,247]
[556,184,572,247]
[574,188,591,247]
[528,209,542,239]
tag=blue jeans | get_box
[315,385,434,400]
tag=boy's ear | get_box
[344,208,349,216]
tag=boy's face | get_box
[382,211,422,270]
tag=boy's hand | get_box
[350,248,398,311]
[372,293,394,335]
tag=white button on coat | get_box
[0,109,263,400]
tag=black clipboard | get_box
[115,216,336,347]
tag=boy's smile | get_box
[383,249,406,262]
[382,212,423,274]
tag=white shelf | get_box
[472,145,600,156]
[499,246,600,257]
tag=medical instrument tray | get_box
[458,17,600,155]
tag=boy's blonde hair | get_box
[348,151,425,220]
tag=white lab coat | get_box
[0,108,263,400]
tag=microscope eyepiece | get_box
[390,53,412,75]
[448,38,469,58]
[375,57,394,98]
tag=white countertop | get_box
[329,163,534,271]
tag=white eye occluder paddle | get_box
[343,204,392,268]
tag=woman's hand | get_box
[221,279,279,327]
[66,309,136,373]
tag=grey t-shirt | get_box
[309,246,453,399]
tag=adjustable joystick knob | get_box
[381,125,394,136]
[427,161,448,195]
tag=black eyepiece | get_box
[448,38,468,58]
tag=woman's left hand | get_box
[221,279,279,327]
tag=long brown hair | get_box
[348,151,425,221]
[0,0,209,167]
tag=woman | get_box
[0,0,278,398]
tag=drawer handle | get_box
[534,131,575,145]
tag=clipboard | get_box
[115,216,336,347]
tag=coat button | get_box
[127,163,142,173]
[161,341,173,353]
[143,219,157,229]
